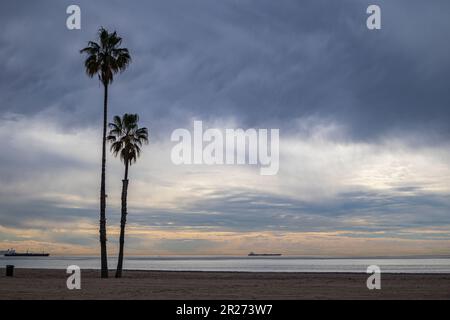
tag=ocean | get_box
[1,256,450,273]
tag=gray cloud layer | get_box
[1,0,449,139]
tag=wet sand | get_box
[0,268,449,300]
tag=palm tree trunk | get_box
[100,82,109,278]
[115,161,129,278]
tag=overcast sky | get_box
[1,0,449,256]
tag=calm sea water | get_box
[1,256,450,273]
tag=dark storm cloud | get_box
[0,0,449,140]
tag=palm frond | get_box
[80,27,131,85]
[107,113,149,166]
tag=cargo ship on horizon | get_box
[3,249,50,257]
[248,252,282,257]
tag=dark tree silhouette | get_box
[81,28,131,278]
[107,114,148,278]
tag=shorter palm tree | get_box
[107,114,148,278]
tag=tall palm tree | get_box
[107,114,148,278]
[80,27,131,278]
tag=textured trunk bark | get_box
[100,82,109,278]
[115,161,129,278]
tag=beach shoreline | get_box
[1,268,449,300]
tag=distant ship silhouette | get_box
[248,252,281,257]
[3,249,49,257]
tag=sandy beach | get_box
[0,268,449,300]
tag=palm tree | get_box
[107,114,148,278]
[80,27,131,278]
